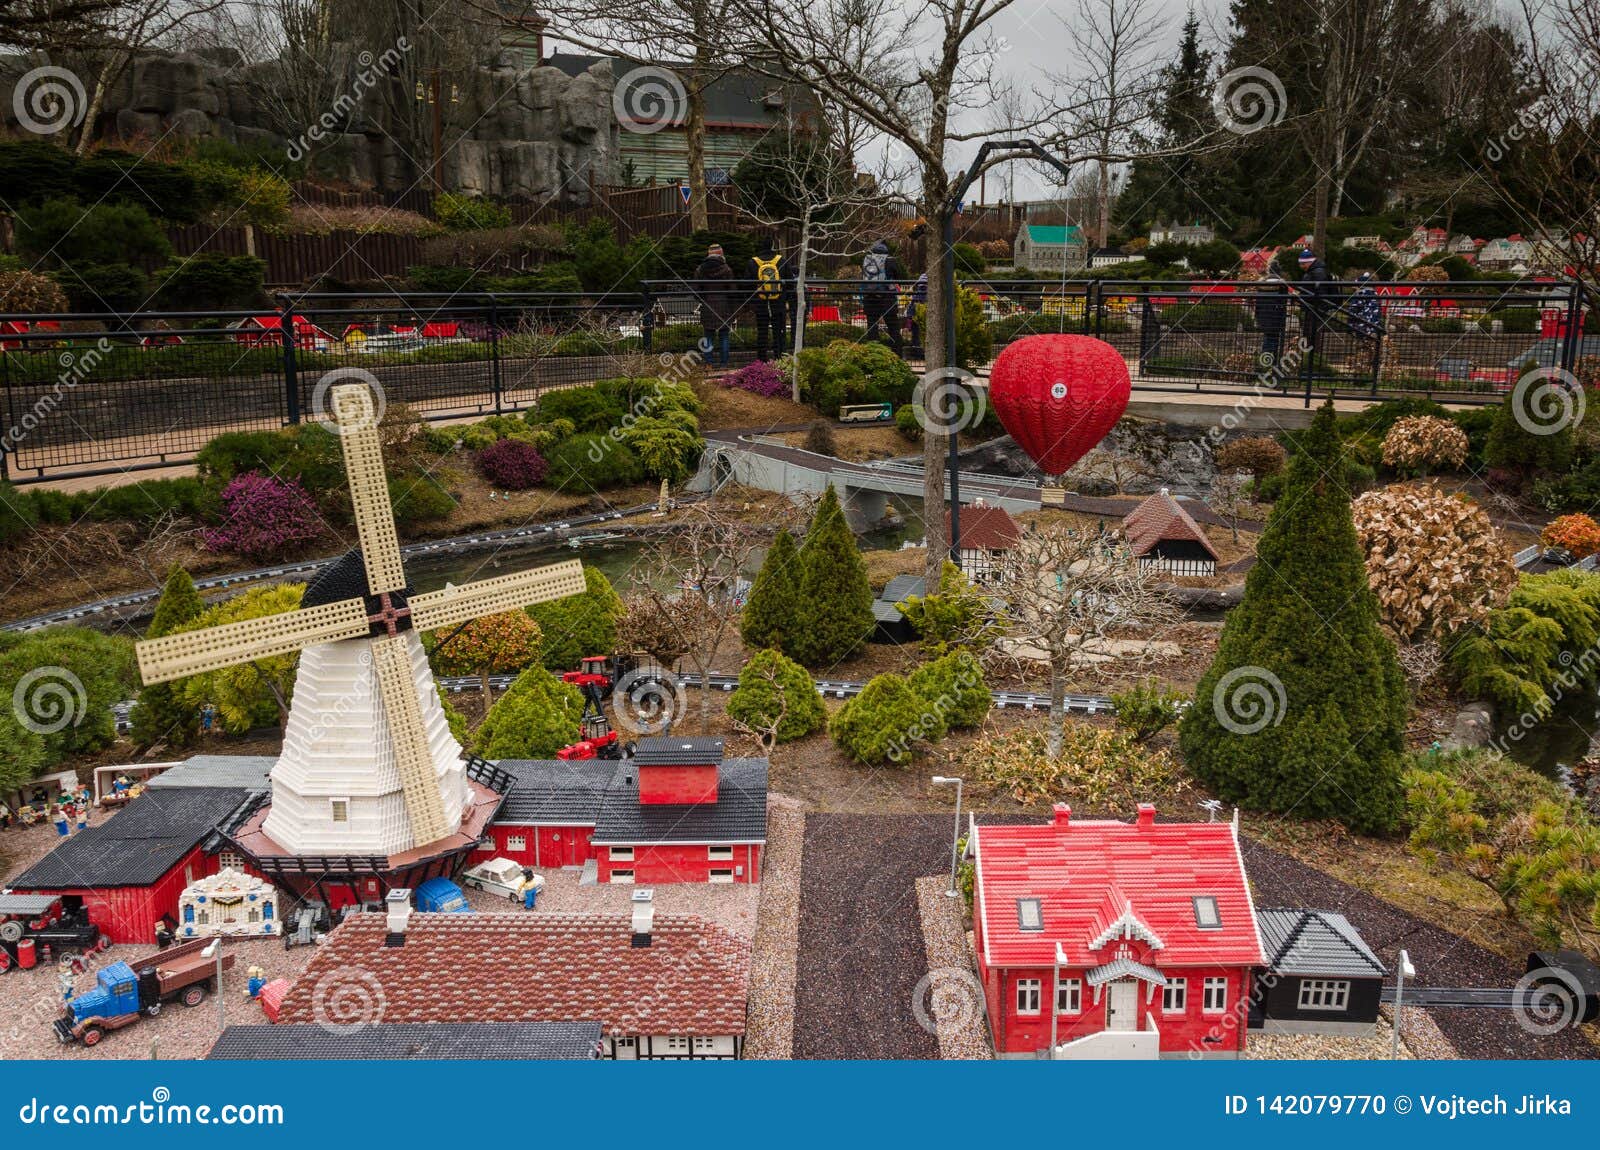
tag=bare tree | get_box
[1056,0,1166,247]
[0,0,114,49]
[989,521,1179,755]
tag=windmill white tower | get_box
[135,383,586,856]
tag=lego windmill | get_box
[136,384,585,857]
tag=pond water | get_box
[1494,689,1600,783]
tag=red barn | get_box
[971,803,1264,1059]
[229,314,333,350]
[475,738,766,885]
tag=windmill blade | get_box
[370,634,450,849]
[410,560,587,632]
[333,383,407,596]
[136,598,370,685]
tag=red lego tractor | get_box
[556,716,625,761]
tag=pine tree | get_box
[727,648,825,745]
[528,566,624,671]
[792,486,874,667]
[740,530,803,655]
[1485,374,1574,478]
[130,563,205,748]
[1179,401,1406,833]
[473,666,586,759]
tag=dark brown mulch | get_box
[793,812,955,1059]
[1240,840,1597,1061]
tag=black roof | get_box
[11,787,253,890]
[595,759,768,844]
[207,1022,602,1060]
[1257,908,1387,978]
[632,736,724,766]
[495,760,620,825]
[303,547,399,608]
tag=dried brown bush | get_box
[1214,435,1287,479]
[0,269,67,313]
[1381,415,1470,474]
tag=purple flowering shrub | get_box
[476,437,549,490]
[722,359,788,397]
[202,474,323,560]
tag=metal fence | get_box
[1,279,1588,484]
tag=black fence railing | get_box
[0,280,1588,484]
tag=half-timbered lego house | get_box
[1122,490,1219,578]
[944,503,1021,584]
[970,804,1264,1059]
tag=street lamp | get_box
[1391,948,1416,1059]
[931,776,964,898]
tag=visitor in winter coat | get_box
[694,244,738,367]
[747,235,795,361]
[1254,274,1289,368]
[1348,271,1382,340]
[1296,248,1335,349]
[861,239,909,354]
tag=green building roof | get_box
[1023,225,1085,245]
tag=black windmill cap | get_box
[302,547,411,607]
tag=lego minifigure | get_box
[246,965,266,998]
[59,966,75,1003]
[52,806,70,837]
[153,920,174,949]
[200,703,217,733]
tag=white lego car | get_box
[461,858,545,902]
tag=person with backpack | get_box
[748,236,793,361]
[1296,248,1334,355]
[861,239,908,355]
[1254,273,1289,370]
[694,243,737,367]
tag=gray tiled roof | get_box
[632,736,724,766]
[144,755,275,791]
[879,575,926,604]
[594,759,769,844]
[1257,908,1387,978]
[206,1022,602,1060]
[11,787,253,890]
[494,760,621,825]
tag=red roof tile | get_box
[1121,491,1218,560]
[973,808,1264,969]
[944,504,1021,551]
[278,912,750,1037]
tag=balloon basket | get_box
[1040,486,1067,507]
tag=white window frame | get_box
[329,798,349,823]
[1162,978,1188,1013]
[1015,978,1041,1015]
[664,1037,690,1052]
[1055,978,1081,1014]
[1202,976,1228,1014]
[1296,979,1351,1012]
[506,835,527,852]
[610,846,635,862]
[708,868,734,884]
[707,845,734,861]
[610,869,635,884]
[691,1037,717,1051]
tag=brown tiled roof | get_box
[1121,491,1218,560]
[944,504,1021,551]
[278,912,750,1037]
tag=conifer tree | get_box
[1179,401,1406,832]
[792,486,874,667]
[740,530,803,655]
[473,666,586,759]
[130,563,205,748]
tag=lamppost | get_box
[202,937,224,1034]
[931,775,964,898]
[1391,948,1415,1059]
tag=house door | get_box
[1106,981,1137,1031]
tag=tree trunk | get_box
[1096,158,1111,247]
[480,668,493,703]
[791,206,812,401]
[1312,168,1331,257]
[75,60,114,156]
[686,61,710,232]
[922,202,951,585]
[1047,662,1066,757]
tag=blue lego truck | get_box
[414,877,472,914]
[54,936,234,1047]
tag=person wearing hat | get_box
[1296,248,1334,354]
[1254,273,1290,371]
[747,235,795,361]
[693,243,737,367]
[1348,269,1382,343]
[861,239,908,355]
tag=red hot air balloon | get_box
[986,334,1130,477]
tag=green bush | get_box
[727,648,825,743]
[82,477,215,526]
[54,262,150,312]
[1110,677,1188,742]
[830,672,943,765]
[195,430,295,485]
[741,529,803,654]
[0,627,137,772]
[387,473,456,528]
[545,433,646,490]
[1448,569,1600,715]
[129,564,206,749]
[1161,301,1251,331]
[434,192,512,231]
[15,198,171,271]
[619,416,702,483]
[1419,317,1465,333]
[895,561,997,655]
[895,404,922,440]
[792,486,875,666]
[794,339,918,418]
[154,254,268,310]
[526,565,623,671]
[953,242,987,274]
[906,649,990,729]
[1487,307,1539,334]
[407,264,480,293]
[537,386,626,432]
[0,480,41,545]
[1485,375,1574,477]
[473,666,586,758]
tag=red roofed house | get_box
[944,502,1021,583]
[970,804,1264,1059]
[1122,489,1219,577]
[229,315,334,351]
[277,892,752,1059]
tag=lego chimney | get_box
[1052,803,1071,829]
[630,889,655,948]
[633,737,723,805]
[385,889,413,945]
[1136,803,1157,828]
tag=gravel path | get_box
[793,813,952,1059]
[1245,1016,1413,1060]
[914,876,993,1060]
[744,794,805,1059]
[1240,840,1597,1060]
